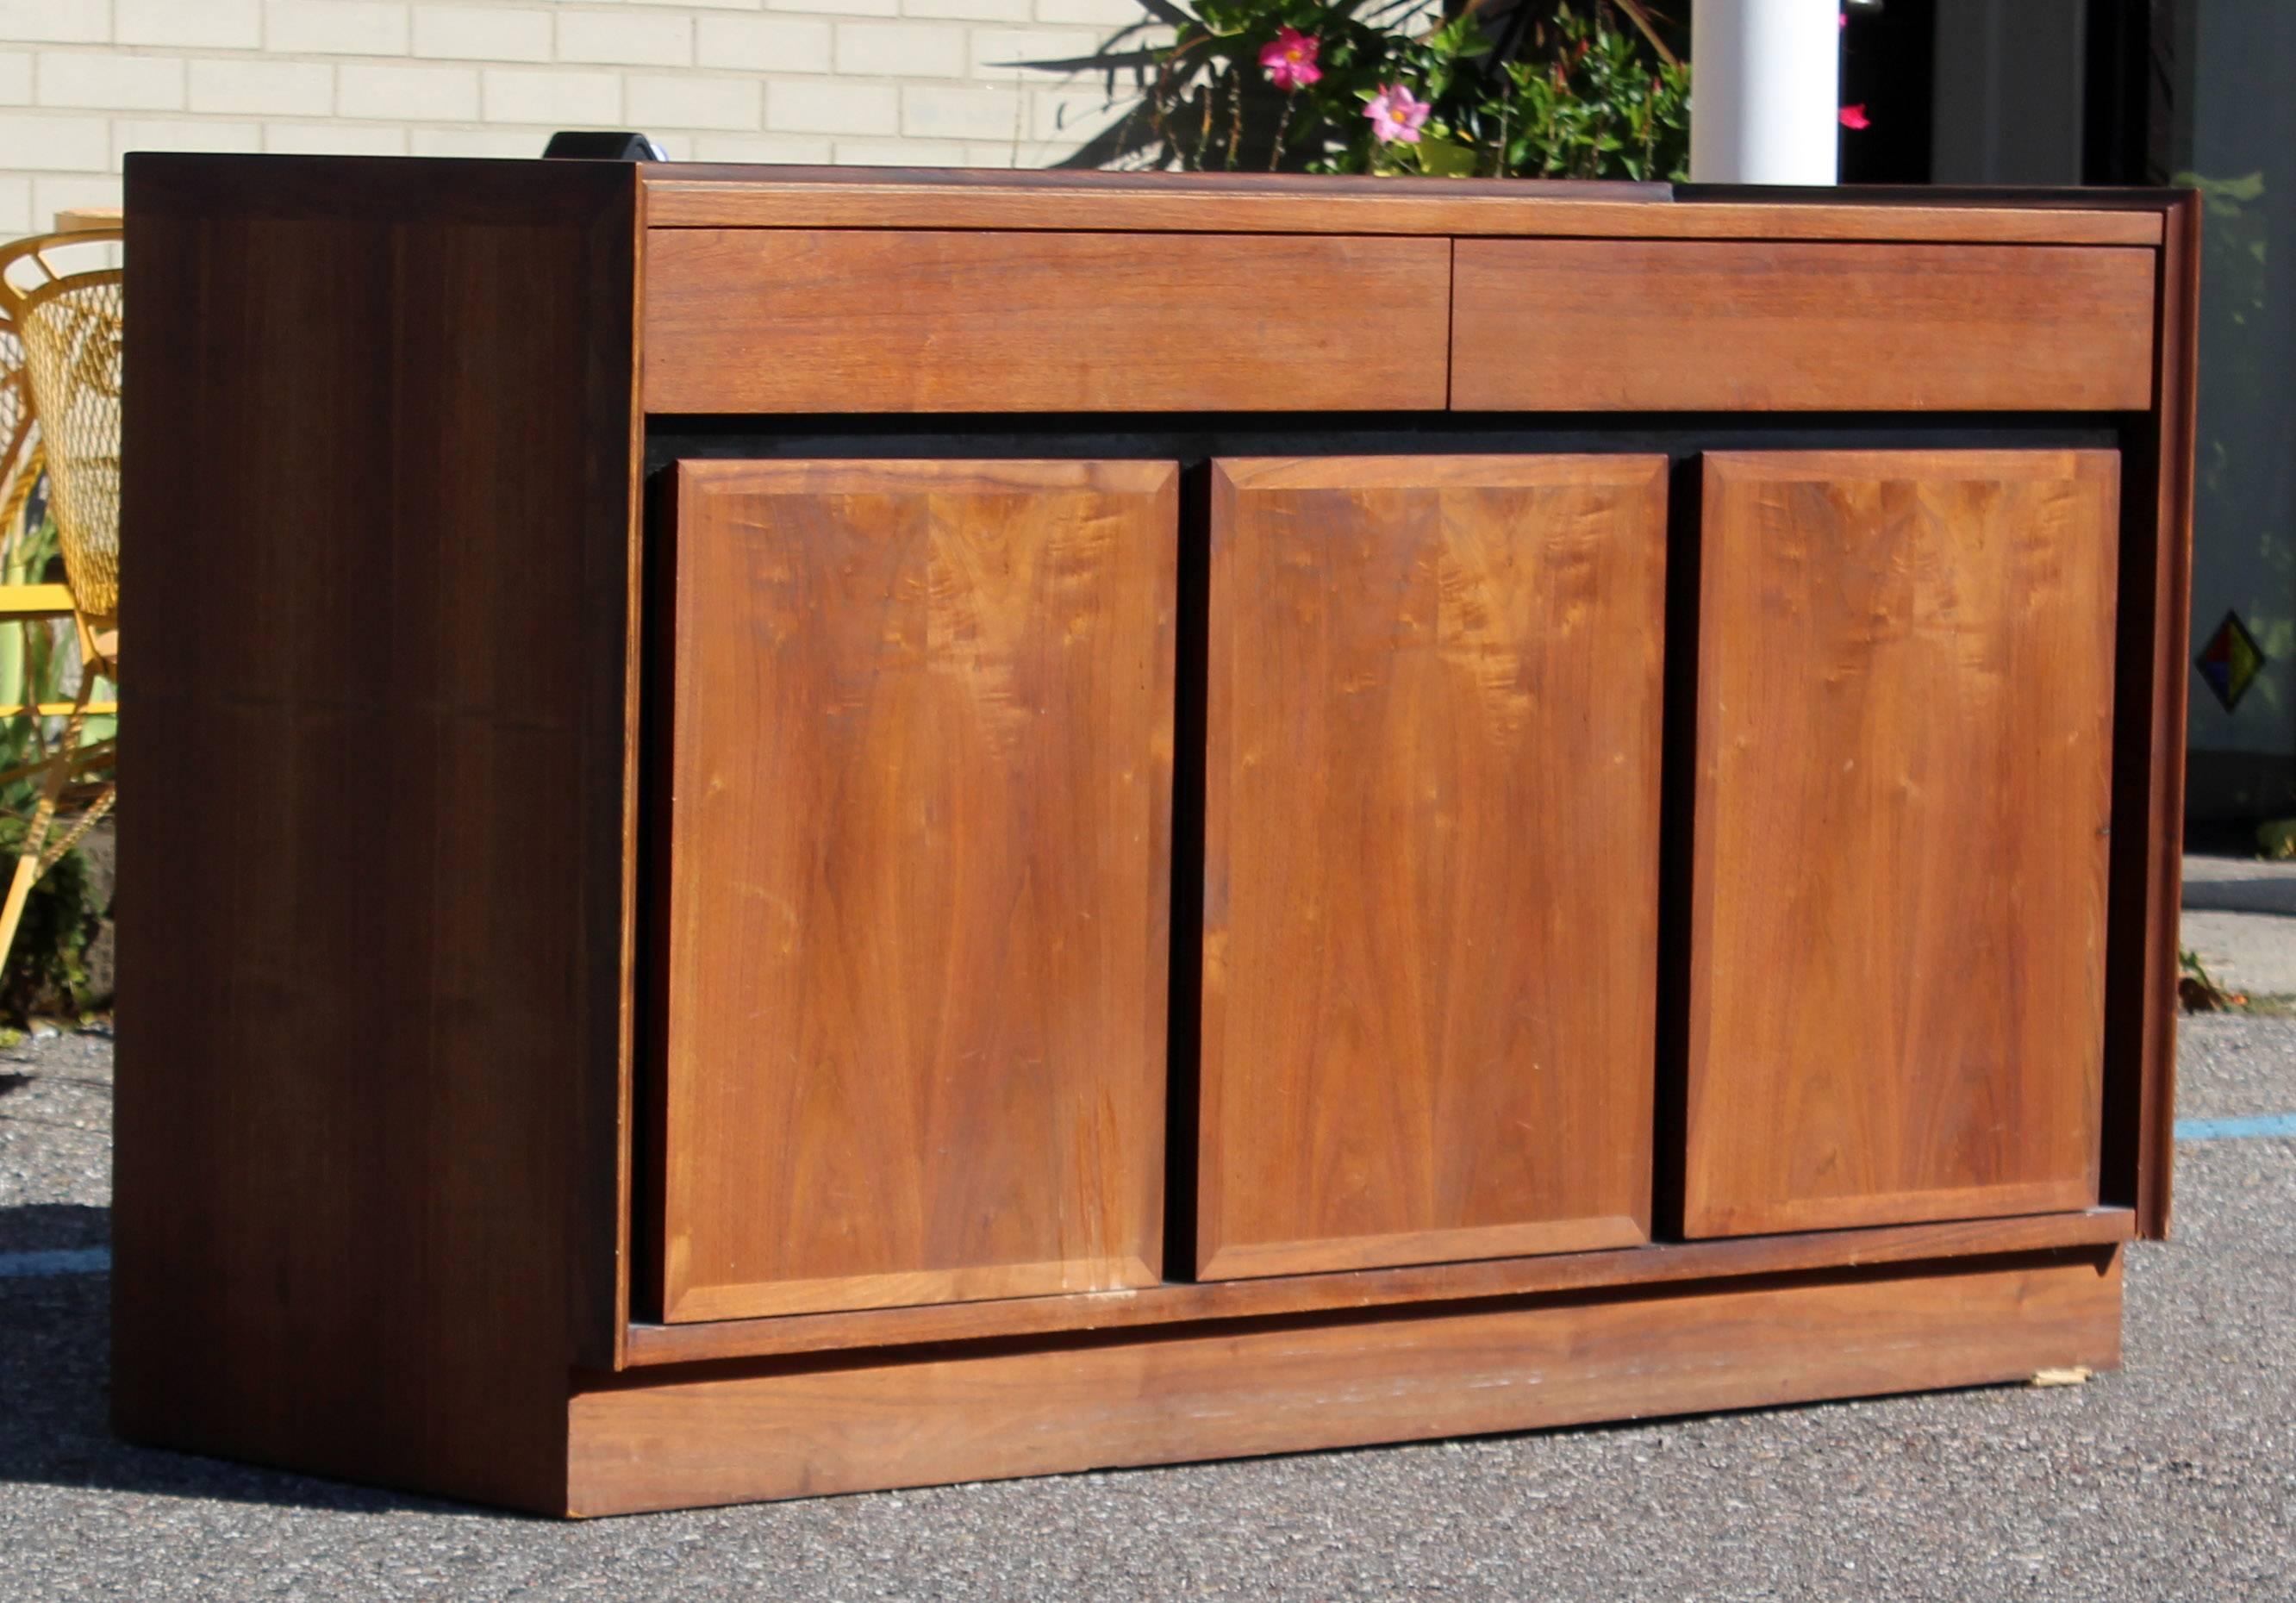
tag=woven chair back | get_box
[0,314,34,556]
[0,230,122,622]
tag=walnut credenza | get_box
[115,157,2195,1517]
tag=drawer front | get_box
[1451,240,2156,412]
[1197,454,1667,1280]
[643,228,1451,414]
[656,458,1176,1321]
[1684,449,2118,1237]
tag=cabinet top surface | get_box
[635,163,2173,245]
[122,153,2176,247]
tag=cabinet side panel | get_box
[2105,197,2197,1240]
[1686,449,2118,1238]
[1200,455,1666,1279]
[658,458,1175,1322]
[114,155,639,1511]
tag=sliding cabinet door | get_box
[657,458,1176,1320]
[1684,450,2118,1237]
[1198,455,1669,1279]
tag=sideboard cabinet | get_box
[117,158,2195,1516]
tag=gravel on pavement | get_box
[3,1013,2293,1602]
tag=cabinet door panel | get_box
[658,458,1176,1321]
[1200,455,1668,1280]
[1685,449,2119,1237]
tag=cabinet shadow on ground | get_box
[0,1203,484,1515]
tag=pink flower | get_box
[1838,103,1870,129]
[1365,83,1432,145]
[1258,27,1322,90]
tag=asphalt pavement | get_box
[4,866,2295,1600]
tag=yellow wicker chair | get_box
[0,227,122,974]
[0,303,44,568]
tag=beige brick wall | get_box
[0,0,1160,234]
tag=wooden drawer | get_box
[655,458,1176,1321]
[1197,454,1666,1279]
[1682,449,2118,1236]
[1451,240,2156,412]
[643,229,1451,414]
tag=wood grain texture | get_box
[572,1248,2124,1513]
[114,153,639,1510]
[1685,450,2120,1238]
[1199,456,1667,1279]
[623,1207,2135,1367]
[642,229,1449,414]
[109,160,2187,1519]
[1451,241,2157,412]
[658,458,1176,1321]
[638,167,2159,245]
[2105,197,2198,1241]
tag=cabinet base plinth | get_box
[565,1248,2122,1517]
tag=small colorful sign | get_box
[2196,609,2267,713]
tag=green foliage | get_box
[0,508,74,807]
[1139,0,1688,180]
[0,810,99,1019]
[0,492,107,1021]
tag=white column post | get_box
[1688,0,1843,184]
